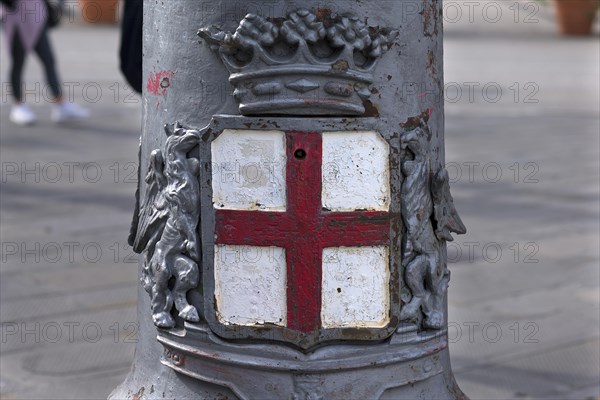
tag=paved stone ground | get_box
[0,2,598,399]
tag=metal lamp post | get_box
[110,1,468,398]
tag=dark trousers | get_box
[10,28,62,102]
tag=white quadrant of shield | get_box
[321,246,390,328]
[214,245,287,326]
[322,131,390,211]
[212,129,286,211]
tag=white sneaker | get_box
[52,102,90,123]
[9,104,37,126]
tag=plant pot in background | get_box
[79,0,120,24]
[554,0,600,35]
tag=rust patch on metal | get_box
[315,8,334,27]
[362,100,379,117]
[426,50,436,75]
[132,387,145,400]
[331,59,349,73]
[399,110,430,130]
[420,0,440,38]
[268,16,286,26]
[340,327,378,340]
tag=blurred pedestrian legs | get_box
[1,0,90,125]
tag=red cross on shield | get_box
[199,117,402,350]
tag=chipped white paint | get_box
[212,129,287,211]
[214,245,287,326]
[321,246,390,328]
[321,131,390,212]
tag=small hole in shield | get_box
[294,149,307,160]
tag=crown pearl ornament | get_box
[199,9,398,116]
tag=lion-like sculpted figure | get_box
[129,123,201,328]
[400,125,466,329]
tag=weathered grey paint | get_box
[110,1,468,398]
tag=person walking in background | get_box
[1,0,89,125]
[119,0,142,94]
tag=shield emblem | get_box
[199,116,402,350]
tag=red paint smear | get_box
[215,132,391,333]
[147,70,174,96]
[428,107,434,116]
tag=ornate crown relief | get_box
[129,123,202,329]
[399,124,467,330]
[198,9,398,116]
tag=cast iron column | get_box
[110,1,468,399]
